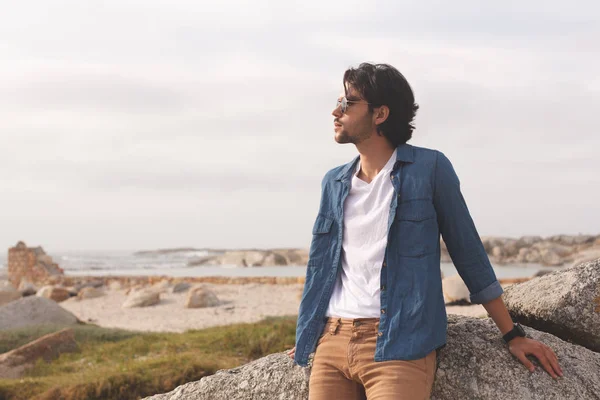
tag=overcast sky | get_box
[0,1,598,252]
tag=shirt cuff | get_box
[469,280,504,304]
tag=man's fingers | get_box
[544,347,563,377]
[515,351,535,372]
[287,347,296,359]
[533,349,558,379]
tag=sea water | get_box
[0,249,561,279]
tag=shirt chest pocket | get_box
[307,214,334,268]
[394,199,438,257]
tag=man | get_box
[287,63,563,399]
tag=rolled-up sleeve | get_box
[433,151,503,304]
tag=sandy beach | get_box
[55,282,488,333]
[58,283,306,332]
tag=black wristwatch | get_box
[503,323,526,344]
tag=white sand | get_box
[57,283,488,333]
[59,283,305,333]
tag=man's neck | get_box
[355,139,396,183]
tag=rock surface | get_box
[503,258,600,352]
[0,296,80,331]
[144,352,310,400]
[144,315,600,399]
[0,328,78,379]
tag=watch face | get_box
[516,324,526,336]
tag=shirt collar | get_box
[336,143,414,182]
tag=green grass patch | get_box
[0,316,297,400]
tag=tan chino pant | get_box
[309,317,437,400]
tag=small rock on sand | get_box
[185,286,219,308]
[122,289,160,308]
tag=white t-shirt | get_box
[326,149,397,318]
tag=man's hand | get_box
[508,337,563,379]
[286,347,295,359]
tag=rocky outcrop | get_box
[503,258,600,352]
[185,286,219,308]
[177,235,600,268]
[144,315,600,400]
[7,241,64,288]
[0,328,78,379]
[480,234,600,266]
[187,249,309,267]
[0,296,80,331]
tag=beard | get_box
[335,126,372,144]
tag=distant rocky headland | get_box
[134,234,600,268]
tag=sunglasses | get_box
[336,97,371,113]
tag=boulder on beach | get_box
[0,328,78,379]
[18,280,38,296]
[37,285,71,303]
[151,279,172,293]
[172,282,191,293]
[122,288,161,308]
[441,275,470,304]
[503,258,600,352]
[74,279,104,291]
[143,314,600,400]
[0,296,80,331]
[77,287,105,300]
[185,286,219,308]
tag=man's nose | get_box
[332,104,342,117]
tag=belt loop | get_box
[329,318,341,335]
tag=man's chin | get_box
[334,132,353,144]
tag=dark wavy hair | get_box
[343,62,419,146]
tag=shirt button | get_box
[381,309,386,314]
[381,285,386,291]
[377,331,383,337]
[382,261,387,267]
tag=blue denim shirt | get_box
[294,143,503,367]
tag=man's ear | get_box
[374,105,390,126]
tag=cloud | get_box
[0,0,598,250]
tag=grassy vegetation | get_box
[0,316,297,400]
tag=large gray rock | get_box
[503,258,600,352]
[0,296,80,330]
[144,315,600,400]
[145,351,310,400]
[431,315,600,399]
